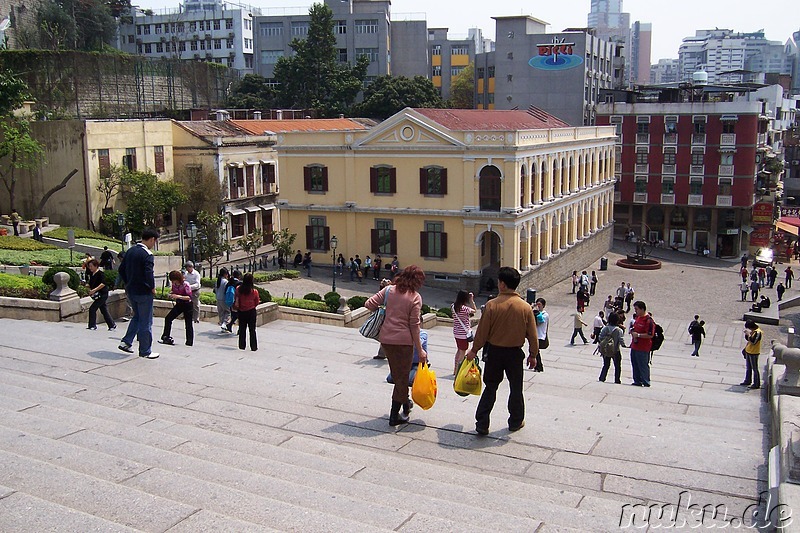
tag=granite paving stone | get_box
[164,510,280,533]
[0,492,138,533]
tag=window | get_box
[291,22,309,36]
[260,22,282,36]
[431,45,441,56]
[98,149,110,178]
[421,222,447,258]
[155,24,162,34]
[245,55,253,69]
[260,50,282,64]
[144,43,152,53]
[722,120,736,134]
[214,39,222,49]
[136,26,141,35]
[155,42,163,53]
[634,177,647,193]
[128,35,135,44]
[303,165,328,193]
[228,166,243,199]
[636,122,649,134]
[665,116,678,133]
[610,116,622,136]
[154,146,165,173]
[355,19,378,34]
[663,147,676,165]
[451,66,465,77]
[451,45,468,55]
[718,178,732,196]
[213,19,220,30]
[338,48,347,62]
[244,19,251,30]
[231,214,245,238]
[635,147,648,165]
[432,65,441,76]
[336,20,347,34]
[477,67,484,79]
[371,219,396,255]
[690,178,703,195]
[226,38,233,48]
[226,19,233,30]
[190,41,198,51]
[123,148,137,171]
[356,48,379,62]
[244,38,252,48]
[262,211,274,243]
[420,167,447,195]
[304,217,329,251]
[479,165,501,211]
[189,22,196,32]
[261,163,276,191]
[720,153,734,165]
[370,166,396,194]
[691,148,704,166]
[693,117,706,133]
[488,66,495,77]
[199,40,206,50]
[226,57,233,67]
[661,178,674,194]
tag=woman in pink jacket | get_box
[365,265,428,426]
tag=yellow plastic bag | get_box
[411,362,437,410]
[454,359,482,396]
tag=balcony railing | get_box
[635,164,649,173]
[716,195,732,206]
[758,133,768,145]
[718,164,734,176]
[614,191,621,202]
[688,194,704,205]
[720,133,736,146]
[663,133,677,145]
[636,133,650,145]
[661,193,675,204]
[692,133,707,145]
[662,164,676,175]
[690,164,704,175]
[633,192,648,203]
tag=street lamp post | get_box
[178,220,185,265]
[187,221,197,264]
[116,213,125,250]
[330,235,338,293]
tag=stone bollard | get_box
[774,343,788,365]
[337,295,349,314]
[777,346,800,396]
[49,271,82,319]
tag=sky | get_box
[138,0,799,62]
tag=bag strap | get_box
[382,286,391,308]
[452,305,470,330]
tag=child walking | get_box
[160,270,194,346]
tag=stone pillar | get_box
[49,271,82,319]
[554,160,562,197]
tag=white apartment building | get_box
[118,0,258,72]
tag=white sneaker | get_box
[139,352,160,359]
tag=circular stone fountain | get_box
[616,255,662,270]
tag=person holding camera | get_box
[86,259,115,331]
[452,290,477,375]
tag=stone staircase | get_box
[0,313,768,531]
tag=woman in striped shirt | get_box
[452,290,477,375]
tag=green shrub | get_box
[0,248,82,266]
[256,286,271,303]
[42,265,82,290]
[199,292,217,305]
[0,235,57,251]
[347,295,368,310]
[47,227,121,243]
[201,277,215,288]
[0,273,49,299]
[76,238,123,251]
[280,269,300,279]
[436,307,453,318]
[324,291,341,313]
[103,269,118,288]
[273,297,329,312]
[421,304,432,315]
[303,292,322,301]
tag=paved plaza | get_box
[0,246,781,530]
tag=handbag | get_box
[453,306,474,342]
[538,335,549,350]
[359,287,390,340]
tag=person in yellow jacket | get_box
[740,320,762,390]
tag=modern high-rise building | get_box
[427,28,475,101]
[474,16,614,126]
[587,0,631,86]
[117,0,258,71]
[678,29,791,84]
[650,58,679,85]
[630,21,651,85]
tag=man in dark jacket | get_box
[118,228,159,359]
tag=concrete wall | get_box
[390,20,429,78]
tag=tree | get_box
[448,63,475,109]
[270,228,296,265]
[194,210,231,272]
[273,3,369,117]
[175,165,223,216]
[96,164,125,211]
[0,71,31,117]
[355,75,444,120]
[238,228,264,267]
[29,0,116,51]
[227,74,277,110]
[120,170,186,236]
[0,119,44,213]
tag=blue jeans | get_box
[122,292,155,356]
[630,349,651,386]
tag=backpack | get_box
[651,322,665,351]
[598,327,616,357]
[225,284,236,308]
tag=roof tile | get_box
[412,108,572,130]
[231,118,372,135]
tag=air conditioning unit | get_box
[192,34,199,40]
[193,53,201,59]
[228,32,235,38]
[229,51,235,57]
[204,33,212,39]
[160,36,166,42]
[206,52,213,58]
[136,38,142,44]
[276,199,289,206]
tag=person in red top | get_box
[365,265,427,427]
[160,270,194,347]
[234,272,260,351]
[629,300,655,387]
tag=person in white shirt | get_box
[592,311,606,344]
[184,261,202,323]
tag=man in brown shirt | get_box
[467,266,539,435]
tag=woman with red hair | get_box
[365,265,428,426]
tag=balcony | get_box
[663,133,677,145]
[692,133,707,145]
[661,193,675,204]
[614,191,621,202]
[635,164,649,173]
[633,192,648,203]
[721,133,736,146]
[636,133,650,145]
[758,133,768,145]
[662,164,676,175]
[688,194,704,205]
[690,165,704,175]
[716,195,732,206]
[718,164,734,176]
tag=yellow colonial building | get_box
[235,108,616,291]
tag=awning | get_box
[244,206,260,213]
[258,204,275,211]
[226,162,243,168]
[776,217,800,236]
[226,208,246,216]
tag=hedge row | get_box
[0,235,57,251]
[0,273,49,299]
[46,227,121,244]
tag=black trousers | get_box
[475,345,525,431]
[599,351,622,382]
[88,293,114,328]
[238,308,257,350]
[163,302,193,345]
[743,352,760,387]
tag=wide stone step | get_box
[0,490,139,532]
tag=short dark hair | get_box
[141,227,160,241]
[535,297,546,307]
[744,319,758,329]
[633,300,647,311]
[497,266,521,290]
[607,312,619,326]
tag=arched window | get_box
[520,165,527,207]
[479,165,502,211]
